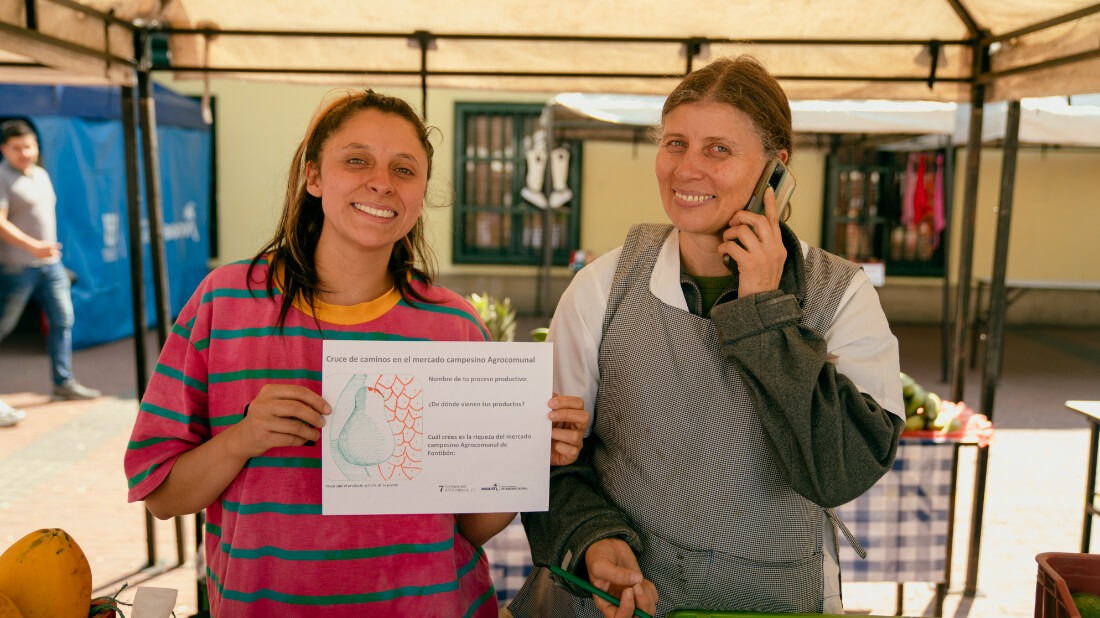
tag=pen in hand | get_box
[548,564,653,618]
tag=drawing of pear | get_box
[331,374,396,478]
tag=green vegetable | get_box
[1073,591,1100,618]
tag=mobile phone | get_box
[723,157,796,271]
[547,564,653,618]
[745,157,795,217]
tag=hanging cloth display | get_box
[931,153,946,248]
[901,153,917,227]
[912,153,931,226]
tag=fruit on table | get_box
[900,372,915,398]
[0,591,24,617]
[904,383,927,417]
[899,372,958,432]
[904,413,927,432]
[0,528,92,618]
[932,408,962,432]
[87,598,117,618]
[1073,591,1100,618]
[922,391,940,423]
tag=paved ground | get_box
[1,319,1097,617]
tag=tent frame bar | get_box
[980,47,1100,82]
[156,27,974,47]
[985,3,1100,43]
[154,65,975,84]
[0,20,135,68]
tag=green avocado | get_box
[905,384,927,417]
[1073,591,1100,618]
[922,391,941,422]
[900,372,916,397]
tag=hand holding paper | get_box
[547,394,588,466]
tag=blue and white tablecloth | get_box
[834,440,955,583]
[483,515,535,606]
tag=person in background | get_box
[124,89,588,617]
[0,119,101,413]
[0,398,24,427]
[511,56,904,617]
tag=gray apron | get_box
[514,223,859,616]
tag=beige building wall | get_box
[575,141,826,257]
[163,78,1100,324]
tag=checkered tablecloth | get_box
[834,439,956,583]
[483,515,535,606]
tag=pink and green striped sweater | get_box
[125,259,497,617]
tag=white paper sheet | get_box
[131,587,178,618]
[321,340,553,515]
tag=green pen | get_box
[547,564,653,618]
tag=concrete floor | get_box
[1,318,1097,617]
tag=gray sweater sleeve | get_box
[710,289,903,508]
[520,443,643,595]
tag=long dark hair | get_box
[248,90,440,327]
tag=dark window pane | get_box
[453,103,581,265]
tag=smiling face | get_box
[306,108,428,263]
[655,100,773,240]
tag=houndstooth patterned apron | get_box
[512,223,860,617]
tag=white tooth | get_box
[676,192,712,203]
[353,203,396,218]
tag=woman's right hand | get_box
[228,384,331,458]
[585,538,658,617]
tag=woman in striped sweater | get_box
[125,89,587,617]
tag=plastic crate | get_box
[1035,552,1100,618]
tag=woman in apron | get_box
[510,55,905,617]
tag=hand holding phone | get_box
[723,157,796,272]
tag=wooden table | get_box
[1065,400,1100,553]
[971,279,1100,374]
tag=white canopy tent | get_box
[547,91,1100,146]
[2,0,1098,599]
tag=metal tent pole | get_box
[940,141,955,383]
[965,99,1022,594]
[120,82,158,569]
[136,31,186,566]
[949,84,985,405]
[536,108,556,318]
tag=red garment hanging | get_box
[912,153,931,226]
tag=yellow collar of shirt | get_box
[270,256,402,324]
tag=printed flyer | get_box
[321,340,553,515]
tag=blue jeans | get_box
[0,262,75,386]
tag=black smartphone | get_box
[723,157,796,272]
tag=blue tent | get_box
[0,83,212,348]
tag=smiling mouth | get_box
[674,191,715,203]
[352,202,397,219]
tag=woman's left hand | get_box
[548,394,589,466]
[721,186,787,296]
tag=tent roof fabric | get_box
[3,0,1100,102]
